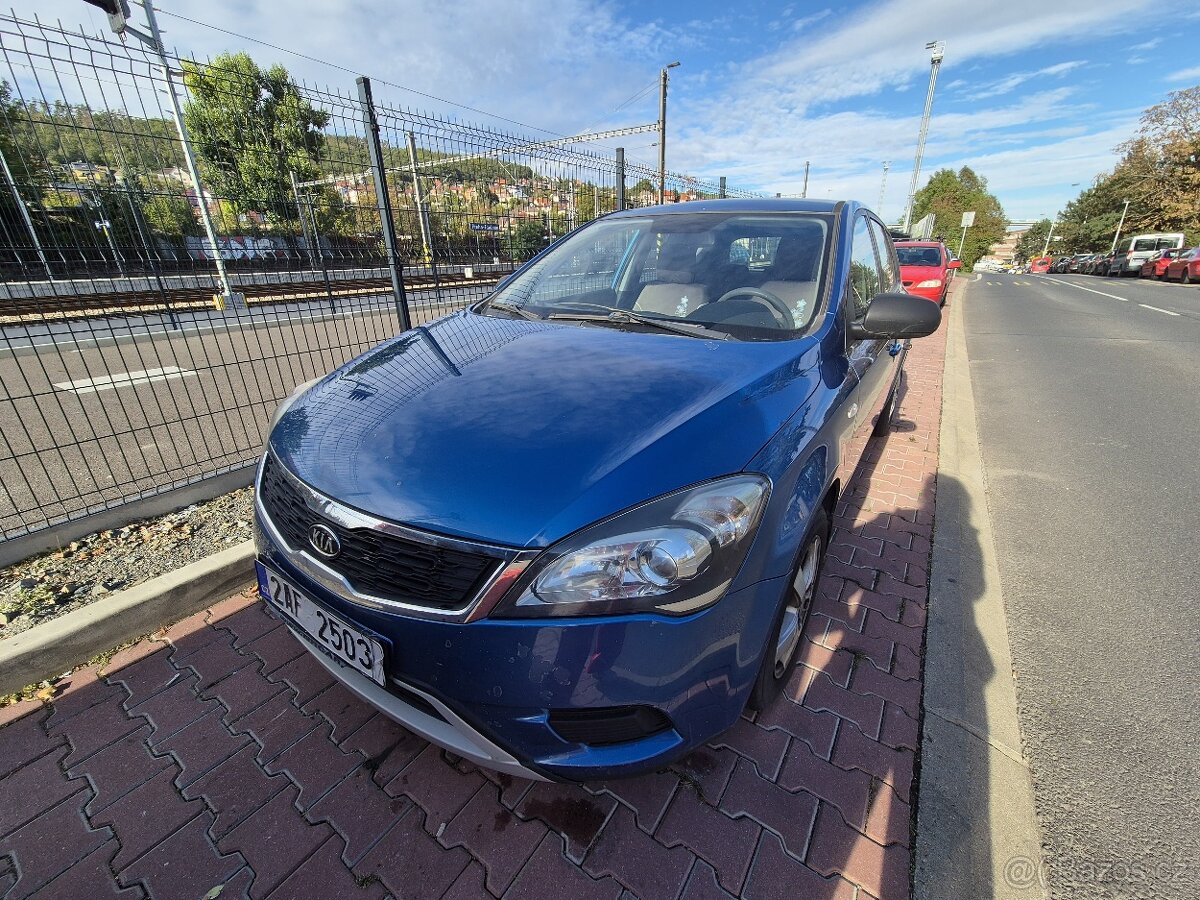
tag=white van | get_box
[1112,232,1186,276]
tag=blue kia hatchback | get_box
[254,199,939,781]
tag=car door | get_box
[843,215,900,472]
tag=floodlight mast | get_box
[901,41,945,234]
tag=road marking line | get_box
[1138,303,1180,316]
[53,366,196,394]
[1041,277,1129,301]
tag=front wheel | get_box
[747,508,830,711]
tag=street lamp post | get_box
[1042,219,1058,257]
[1110,199,1131,253]
[657,61,680,205]
[902,41,945,234]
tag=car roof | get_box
[894,241,944,247]
[605,197,847,218]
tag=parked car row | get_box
[1046,234,1197,283]
[1138,247,1199,283]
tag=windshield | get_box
[478,212,832,341]
[896,246,943,267]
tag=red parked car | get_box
[1165,247,1200,284]
[1144,247,1189,279]
[895,241,960,305]
[1029,256,1052,273]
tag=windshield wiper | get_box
[484,300,542,321]
[548,307,730,341]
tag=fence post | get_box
[0,144,53,279]
[719,176,726,200]
[356,76,412,332]
[615,147,625,211]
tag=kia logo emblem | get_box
[308,523,341,559]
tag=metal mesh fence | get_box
[0,11,758,544]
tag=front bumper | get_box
[254,508,783,781]
[904,284,944,302]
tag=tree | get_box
[140,192,202,237]
[182,53,328,221]
[911,166,1006,268]
[1014,218,1054,262]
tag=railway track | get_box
[0,270,510,324]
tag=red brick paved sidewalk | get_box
[0,314,947,900]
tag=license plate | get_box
[256,562,386,686]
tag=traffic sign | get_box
[469,222,500,233]
[961,211,976,227]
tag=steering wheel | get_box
[709,288,795,329]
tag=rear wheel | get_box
[748,508,830,711]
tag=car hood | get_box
[269,310,822,548]
[899,264,946,282]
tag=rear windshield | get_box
[1132,237,1180,252]
[896,246,943,266]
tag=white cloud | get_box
[969,60,1087,100]
[1165,66,1200,83]
[1131,38,1161,50]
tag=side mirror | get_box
[947,259,962,270]
[850,292,941,340]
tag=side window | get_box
[848,216,880,319]
[868,219,900,292]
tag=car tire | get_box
[872,364,904,437]
[1184,270,1193,285]
[747,506,830,712]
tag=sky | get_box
[19,0,1200,223]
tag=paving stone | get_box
[219,602,285,650]
[339,713,426,786]
[44,664,120,727]
[128,676,216,748]
[481,767,536,810]
[440,783,547,895]
[266,650,337,707]
[839,584,902,625]
[879,702,919,753]
[0,696,44,729]
[680,859,737,900]
[50,694,142,768]
[241,624,307,678]
[0,748,81,838]
[3,791,110,895]
[162,609,225,661]
[891,642,922,681]
[742,831,856,900]
[185,743,292,838]
[850,662,922,719]
[100,639,170,686]
[204,590,260,626]
[507,833,623,900]
[709,717,791,782]
[796,636,854,687]
[92,766,206,871]
[68,724,169,814]
[819,621,894,674]
[583,806,694,900]
[777,739,871,831]
[668,744,738,805]
[231,689,319,765]
[833,722,914,800]
[862,775,912,848]
[208,663,290,726]
[806,803,908,900]
[0,708,55,779]
[306,764,410,866]
[516,781,617,863]
[119,812,246,900]
[719,758,818,862]
[266,723,361,811]
[439,861,491,900]
[657,783,760,894]
[27,841,141,899]
[756,696,838,760]
[802,673,885,741]
[106,647,182,710]
[157,707,252,789]
[264,834,387,900]
[352,806,471,900]
[218,784,333,899]
[177,634,257,691]
[585,768,679,834]
[384,744,485,835]
[302,682,375,742]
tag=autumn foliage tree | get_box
[910,166,1007,268]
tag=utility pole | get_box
[615,147,625,211]
[405,131,434,263]
[91,0,241,305]
[801,161,810,199]
[902,40,945,234]
[878,161,890,217]
[1110,199,1130,253]
[658,61,680,204]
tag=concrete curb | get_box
[0,540,255,695]
[914,280,1045,898]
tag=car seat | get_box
[634,240,709,316]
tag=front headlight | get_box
[914,279,943,288]
[492,475,770,618]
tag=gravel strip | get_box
[0,488,253,640]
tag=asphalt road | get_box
[0,287,478,538]
[961,272,1200,898]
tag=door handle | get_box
[848,403,859,419]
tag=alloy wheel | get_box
[774,535,823,678]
